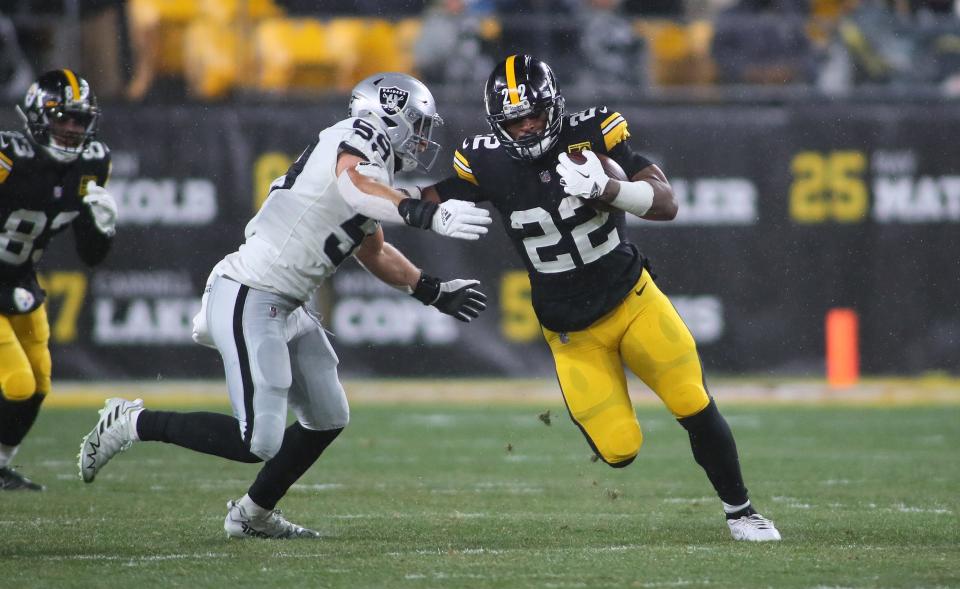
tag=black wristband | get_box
[398,198,437,229]
[411,273,441,305]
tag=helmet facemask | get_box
[387,107,444,173]
[487,96,564,161]
[484,55,565,161]
[16,72,100,163]
[348,73,444,173]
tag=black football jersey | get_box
[435,106,653,332]
[0,130,112,313]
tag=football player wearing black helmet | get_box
[484,55,565,161]
[0,70,117,491]
[418,55,781,541]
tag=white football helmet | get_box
[348,73,443,172]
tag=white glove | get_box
[431,199,492,241]
[83,181,118,236]
[556,151,609,199]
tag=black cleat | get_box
[0,466,45,491]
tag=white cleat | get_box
[728,513,782,542]
[224,500,321,539]
[78,397,143,483]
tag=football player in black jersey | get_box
[419,55,781,541]
[0,70,117,490]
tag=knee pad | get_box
[603,419,643,467]
[1,369,37,401]
[249,413,286,461]
[590,417,643,468]
[666,382,711,419]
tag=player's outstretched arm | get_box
[336,152,406,223]
[337,152,491,240]
[353,227,487,323]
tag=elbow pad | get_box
[336,166,403,223]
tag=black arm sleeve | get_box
[433,175,484,203]
[72,211,112,266]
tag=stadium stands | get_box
[5,2,960,100]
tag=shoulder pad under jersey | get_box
[565,106,631,154]
[451,134,501,186]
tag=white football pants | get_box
[206,275,349,461]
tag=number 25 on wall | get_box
[789,150,867,223]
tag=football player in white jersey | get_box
[77,73,492,539]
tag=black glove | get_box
[398,198,438,229]
[411,273,487,323]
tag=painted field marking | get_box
[43,378,960,408]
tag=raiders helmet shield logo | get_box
[378,86,409,115]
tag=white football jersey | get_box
[217,117,393,302]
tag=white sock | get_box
[722,500,751,514]
[129,408,144,441]
[238,494,268,517]
[0,443,19,468]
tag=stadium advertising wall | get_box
[6,102,957,379]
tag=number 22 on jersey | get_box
[509,196,619,273]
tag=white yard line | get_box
[23,553,229,562]
[42,378,960,408]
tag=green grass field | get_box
[2,394,958,589]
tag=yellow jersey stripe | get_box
[454,150,471,170]
[600,111,622,129]
[454,167,478,186]
[453,158,473,176]
[0,153,11,183]
[453,151,478,185]
[602,116,626,136]
[603,121,630,151]
[62,68,81,101]
[505,55,520,105]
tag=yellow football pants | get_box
[0,305,52,400]
[542,269,710,467]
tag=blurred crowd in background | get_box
[2,0,960,103]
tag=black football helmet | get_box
[15,69,100,163]
[484,55,565,161]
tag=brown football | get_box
[565,151,626,212]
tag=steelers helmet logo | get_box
[24,83,40,109]
[13,287,36,312]
[378,86,409,115]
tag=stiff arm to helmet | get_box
[341,73,492,239]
